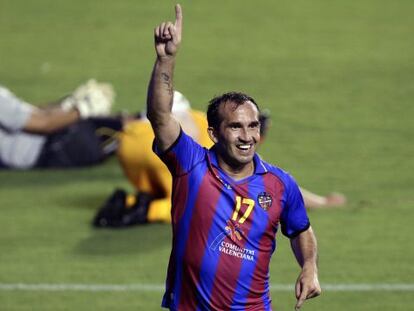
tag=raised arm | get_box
[290,226,321,310]
[147,4,183,152]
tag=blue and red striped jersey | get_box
[154,131,310,311]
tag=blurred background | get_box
[0,0,413,310]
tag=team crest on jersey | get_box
[257,192,272,211]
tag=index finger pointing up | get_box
[174,4,183,31]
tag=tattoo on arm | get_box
[161,72,173,96]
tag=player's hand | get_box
[154,4,183,59]
[294,268,321,310]
[325,192,347,207]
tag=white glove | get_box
[61,79,115,118]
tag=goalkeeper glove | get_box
[61,79,115,118]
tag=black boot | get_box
[92,189,127,228]
[121,192,153,226]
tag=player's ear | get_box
[207,126,218,144]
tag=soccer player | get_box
[116,91,213,222]
[0,80,115,169]
[146,4,321,310]
[93,91,215,227]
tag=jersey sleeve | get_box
[280,175,310,238]
[153,129,206,176]
[0,86,33,132]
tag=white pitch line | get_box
[320,284,414,291]
[271,284,414,292]
[0,283,414,292]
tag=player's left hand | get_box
[294,268,321,310]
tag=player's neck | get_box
[217,156,255,181]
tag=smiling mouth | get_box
[236,144,253,151]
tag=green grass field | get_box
[1,0,413,310]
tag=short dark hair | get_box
[207,92,260,129]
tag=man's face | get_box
[210,101,261,168]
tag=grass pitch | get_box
[0,0,413,310]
